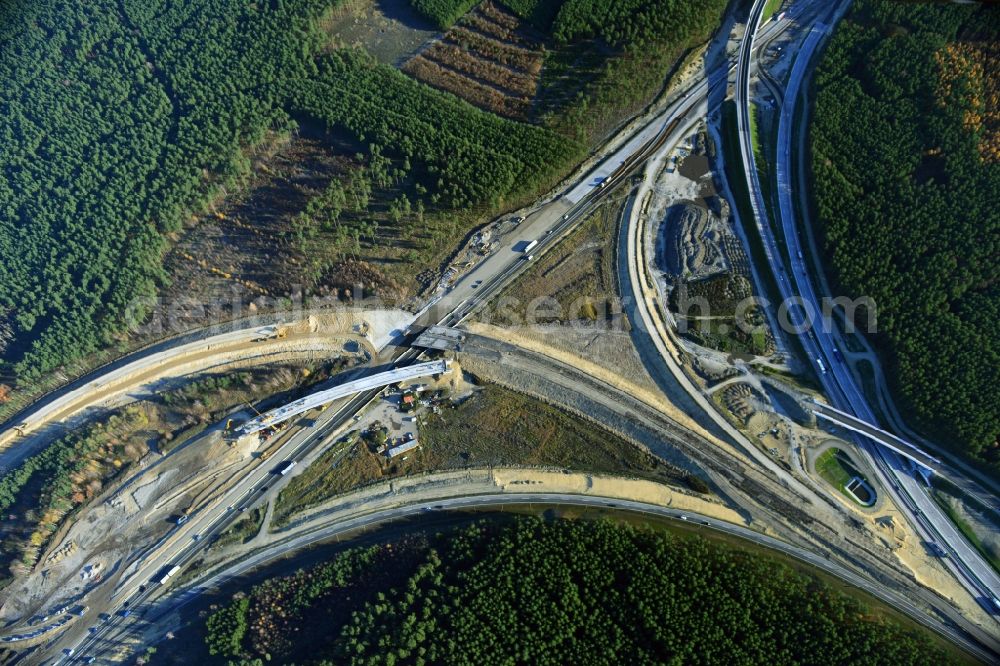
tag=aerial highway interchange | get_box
[0,1,997,663]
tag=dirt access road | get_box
[0,309,412,472]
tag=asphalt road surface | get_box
[24,5,997,662]
[127,495,1000,665]
[739,0,1000,616]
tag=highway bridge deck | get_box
[234,360,449,437]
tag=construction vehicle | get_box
[251,326,287,343]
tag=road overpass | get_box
[29,6,997,661]
[44,38,738,661]
[810,401,941,472]
[233,360,449,437]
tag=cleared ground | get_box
[322,0,438,66]
[272,379,689,525]
[403,1,546,120]
[649,128,772,356]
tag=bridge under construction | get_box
[234,360,450,437]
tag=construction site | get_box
[0,1,998,663]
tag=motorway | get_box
[22,4,997,662]
[41,45,719,666]
[738,0,1000,616]
[100,494,1000,664]
[38,19,803,660]
[615,2,838,508]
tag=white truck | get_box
[523,239,538,253]
[156,565,181,585]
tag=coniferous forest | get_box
[0,0,573,386]
[810,0,1000,470]
[187,518,945,665]
[0,0,730,403]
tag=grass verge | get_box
[762,0,784,23]
[212,507,266,550]
[853,359,891,428]
[273,434,363,525]
[929,492,1000,575]
[721,100,816,376]
[814,447,869,506]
